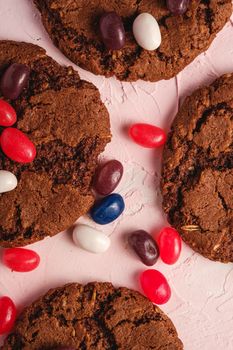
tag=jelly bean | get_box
[1,127,36,163]
[133,13,161,51]
[129,123,166,148]
[3,248,40,272]
[90,193,125,225]
[93,160,123,195]
[0,170,17,193]
[157,227,182,265]
[128,230,159,266]
[0,99,17,126]
[100,12,126,50]
[73,224,110,253]
[1,63,30,100]
[140,269,171,304]
[167,0,190,15]
[0,296,16,335]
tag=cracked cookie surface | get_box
[0,41,110,248]
[161,74,233,262]
[2,282,183,349]
[33,0,232,82]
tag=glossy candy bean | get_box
[1,127,36,163]
[128,230,159,266]
[129,123,166,148]
[0,296,16,335]
[0,100,17,126]
[140,269,171,304]
[100,12,126,50]
[157,227,182,265]
[90,193,125,225]
[93,160,123,195]
[3,248,40,272]
[166,0,190,15]
[0,170,17,193]
[1,63,30,100]
[133,13,161,51]
[73,224,110,253]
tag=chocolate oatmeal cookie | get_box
[33,0,231,82]
[161,74,233,262]
[0,41,110,248]
[2,282,183,349]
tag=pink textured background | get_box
[0,1,233,348]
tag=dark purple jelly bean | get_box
[99,12,126,50]
[93,160,123,195]
[128,230,159,266]
[1,63,30,100]
[166,0,190,15]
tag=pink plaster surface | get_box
[0,1,233,349]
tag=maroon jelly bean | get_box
[128,230,159,266]
[166,0,190,15]
[93,160,123,196]
[1,63,30,100]
[100,12,126,50]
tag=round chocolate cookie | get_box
[33,0,231,82]
[2,282,183,349]
[161,74,233,262]
[0,41,110,248]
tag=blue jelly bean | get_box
[90,193,125,225]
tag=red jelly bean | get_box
[0,296,16,335]
[3,248,40,272]
[0,100,17,126]
[140,269,171,304]
[129,123,166,148]
[0,128,36,163]
[157,227,182,265]
[93,160,123,195]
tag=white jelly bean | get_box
[73,224,110,254]
[133,13,161,51]
[0,170,17,193]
